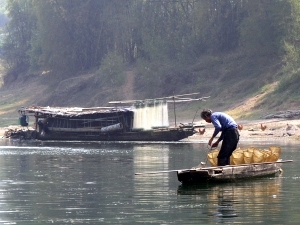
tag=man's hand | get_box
[211,142,219,148]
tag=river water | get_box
[0,137,299,225]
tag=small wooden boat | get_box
[177,160,293,185]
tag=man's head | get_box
[201,109,212,123]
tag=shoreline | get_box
[190,118,300,141]
[1,118,300,141]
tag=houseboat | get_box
[17,94,208,141]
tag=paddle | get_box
[135,169,194,175]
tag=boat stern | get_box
[177,169,212,184]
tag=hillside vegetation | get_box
[1,0,300,126]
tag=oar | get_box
[135,169,195,175]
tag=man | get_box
[201,109,240,166]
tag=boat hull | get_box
[33,128,194,142]
[177,161,286,184]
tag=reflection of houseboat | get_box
[18,94,208,141]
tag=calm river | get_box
[0,137,299,225]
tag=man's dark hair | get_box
[201,109,212,119]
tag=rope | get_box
[191,102,202,124]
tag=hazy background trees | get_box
[1,0,300,98]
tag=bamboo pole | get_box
[134,160,293,175]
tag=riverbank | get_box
[191,118,300,141]
[1,118,300,141]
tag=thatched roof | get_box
[19,106,133,118]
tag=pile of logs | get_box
[3,127,33,140]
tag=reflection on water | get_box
[0,139,299,224]
[133,145,170,172]
[177,177,282,223]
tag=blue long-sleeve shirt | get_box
[211,112,237,141]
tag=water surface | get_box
[0,138,299,224]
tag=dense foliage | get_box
[1,0,300,100]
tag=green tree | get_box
[282,0,300,65]
[1,0,298,90]
[2,0,36,78]
[33,0,137,74]
[33,0,79,73]
[239,0,289,57]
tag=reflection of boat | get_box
[16,94,208,141]
[177,160,292,185]
[177,177,282,220]
[177,176,281,196]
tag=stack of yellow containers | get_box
[207,146,281,166]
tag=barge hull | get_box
[34,129,194,142]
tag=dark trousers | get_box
[217,128,240,166]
